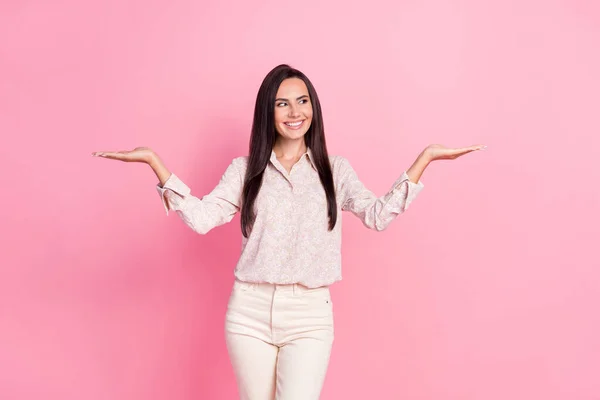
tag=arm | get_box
[338,143,486,231]
[337,157,424,232]
[149,152,173,187]
[405,151,431,185]
[155,156,245,235]
[92,147,244,235]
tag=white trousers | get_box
[225,279,335,400]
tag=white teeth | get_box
[285,121,302,127]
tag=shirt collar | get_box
[305,147,318,171]
[270,147,318,171]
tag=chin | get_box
[278,127,309,140]
[288,131,308,140]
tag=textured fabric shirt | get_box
[156,148,424,288]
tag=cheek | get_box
[274,112,285,134]
[305,106,314,121]
[274,109,287,125]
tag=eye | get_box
[299,99,309,104]
[277,102,288,107]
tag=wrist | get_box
[419,149,433,165]
[147,151,160,167]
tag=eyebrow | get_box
[275,95,309,102]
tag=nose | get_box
[288,104,300,118]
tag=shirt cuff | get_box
[399,171,424,188]
[156,173,191,215]
[393,171,425,208]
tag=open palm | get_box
[425,144,486,161]
[92,147,154,163]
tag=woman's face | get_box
[274,78,313,141]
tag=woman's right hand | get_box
[92,146,156,164]
[93,146,172,186]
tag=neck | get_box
[273,137,307,160]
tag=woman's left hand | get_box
[423,144,486,162]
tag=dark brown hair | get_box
[241,64,337,238]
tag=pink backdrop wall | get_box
[1,0,599,399]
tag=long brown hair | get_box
[241,64,337,238]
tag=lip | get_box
[283,120,305,130]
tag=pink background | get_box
[1,0,599,399]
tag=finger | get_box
[450,145,487,159]
[92,151,128,160]
[454,145,486,155]
[447,147,475,156]
[467,144,487,151]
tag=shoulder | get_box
[329,154,346,165]
[220,156,248,180]
[329,154,352,175]
[231,156,249,168]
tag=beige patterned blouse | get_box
[157,147,424,288]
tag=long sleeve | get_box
[337,157,424,231]
[155,157,245,234]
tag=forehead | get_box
[276,78,309,97]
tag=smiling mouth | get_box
[284,120,305,129]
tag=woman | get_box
[92,64,485,400]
